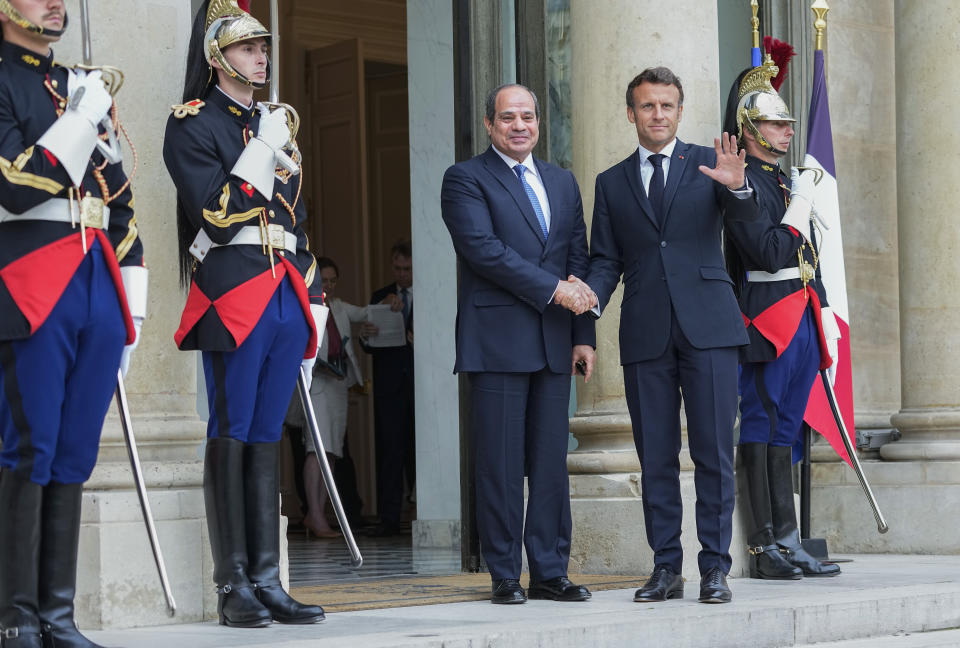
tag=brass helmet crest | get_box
[0,0,68,38]
[204,0,270,89]
[735,56,795,156]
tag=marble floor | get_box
[287,530,462,587]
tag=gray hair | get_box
[484,83,540,122]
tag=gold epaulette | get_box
[171,99,206,119]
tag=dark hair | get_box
[316,256,339,278]
[390,240,412,259]
[176,2,218,287]
[181,2,217,103]
[484,84,540,123]
[626,67,684,108]
[723,68,751,142]
[721,69,752,299]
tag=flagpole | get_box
[750,0,762,66]
[812,0,829,51]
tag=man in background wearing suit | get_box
[441,84,597,604]
[361,241,415,536]
[586,67,760,604]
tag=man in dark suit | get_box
[586,67,760,604]
[361,241,415,536]
[441,84,597,604]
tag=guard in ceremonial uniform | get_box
[722,51,841,580]
[0,1,147,647]
[163,0,326,628]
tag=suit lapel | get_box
[482,147,546,246]
[661,139,689,229]
[621,150,658,229]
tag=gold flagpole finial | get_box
[750,0,760,49]
[812,0,829,51]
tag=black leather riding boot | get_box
[768,445,840,577]
[0,470,43,648]
[204,438,271,628]
[36,482,105,648]
[244,442,324,624]
[740,443,802,580]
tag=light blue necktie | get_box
[513,164,548,240]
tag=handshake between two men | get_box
[554,275,597,316]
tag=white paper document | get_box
[365,304,407,347]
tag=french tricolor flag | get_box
[801,49,855,467]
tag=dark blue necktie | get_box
[647,153,666,225]
[513,164,549,240]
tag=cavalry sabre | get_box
[298,367,363,567]
[115,372,178,615]
[819,370,889,534]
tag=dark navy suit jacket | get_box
[587,140,757,364]
[441,147,595,374]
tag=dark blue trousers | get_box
[469,368,572,581]
[622,311,738,576]
[203,278,309,443]
[739,307,821,449]
[0,239,125,484]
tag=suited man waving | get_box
[586,67,760,604]
[441,84,596,604]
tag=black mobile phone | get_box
[575,359,587,376]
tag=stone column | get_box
[885,0,960,462]
[567,0,747,581]
[408,0,462,551]
[56,1,214,628]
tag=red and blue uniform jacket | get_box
[162,88,321,358]
[725,156,831,368]
[0,41,141,343]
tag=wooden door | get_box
[365,64,410,287]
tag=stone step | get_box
[86,555,960,648]
[798,628,960,647]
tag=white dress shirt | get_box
[492,146,552,232]
[636,138,678,195]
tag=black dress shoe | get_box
[749,543,803,580]
[698,567,732,604]
[491,578,527,604]
[528,577,591,601]
[776,529,841,577]
[634,564,684,602]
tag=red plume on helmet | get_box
[763,36,796,91]
[238,0,251,12]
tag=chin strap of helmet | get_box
[0,1,68,38]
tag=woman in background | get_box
[302,257,369,538]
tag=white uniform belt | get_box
[0,197,110,230]
[189,225,297,263]
[747,267,802,283]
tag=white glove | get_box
[36,70,113,186]
[300,356,316,391]
[256,103,291,151]
[231,107,289,199]
[826,337,839,386]
[68,70,113,130]
[120,316,143,378]
[782,167,830,236]
[821,306,841,386]
[300,304,330,391]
